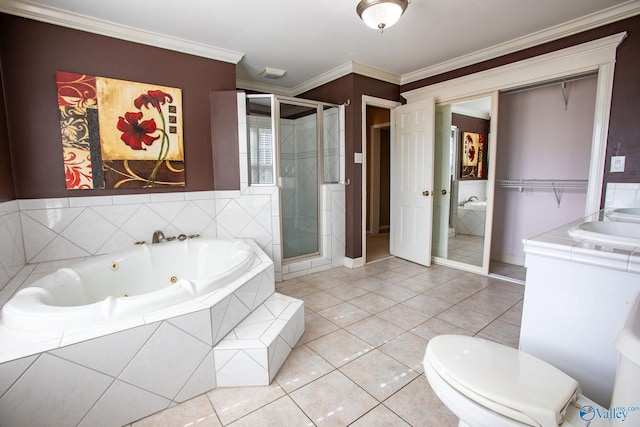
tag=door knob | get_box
[441,189,447,195]
[422,190,430,196]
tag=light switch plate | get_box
[611,156,625,173]
[354,153,363,164]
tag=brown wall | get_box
[0,14,238,199]
[0,57,15,202]
[301,74,401,259]
[210,91,241,190]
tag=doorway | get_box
[362,96,401,264]
[366,118,391,262]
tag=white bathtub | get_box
[0,238,308,426]
[1,238,254,333]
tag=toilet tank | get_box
[611,292,640,408]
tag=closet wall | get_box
[492,75,598,265]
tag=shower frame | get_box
[246,94,341,264]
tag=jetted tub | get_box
[1,238,255,333]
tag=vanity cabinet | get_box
[520,214,640,407]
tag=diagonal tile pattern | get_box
[131,258,524,426]
[2,185,346,288]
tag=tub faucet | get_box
[151,230,165,244]
[460,196,478,207]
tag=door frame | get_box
[402,32,626,218]
[362,96,401,264]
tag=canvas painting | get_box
[460,131,486,180]
[57,71,184,189]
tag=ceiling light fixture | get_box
[356,0,409,33]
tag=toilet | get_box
[423,293,640,427]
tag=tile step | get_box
[213,292,304,387]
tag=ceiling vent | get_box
[259,67,287,79]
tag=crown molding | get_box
[0,0,244,64]
[451,106,490,120]
[236,79,295,97]
[3,0,638,92]
[401,0,640,85]
[401,32,626,103]
[291,61,401,96]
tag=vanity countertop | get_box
[523,210,640,274]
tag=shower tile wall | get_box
[323,108,340,183]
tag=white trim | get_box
[0,0,244,64]
[239,62,402,97]
[588,61,617,214]
[402,32,625,243]
[291,62,401,96]
[237,80,295,97]
[344,257,365,268]
[451,105,490,120]
[402,33,626,103]
[401,1,640,85]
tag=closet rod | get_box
[496,179,588,207]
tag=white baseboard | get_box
[344,257,364,268]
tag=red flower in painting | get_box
[134,90,173,112]
[117,111,160,150]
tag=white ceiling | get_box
[3,0,639,95]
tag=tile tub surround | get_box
[456,206,486,237]
[4,186,345,288]
[129,259,524,426]
[0,241,305,426]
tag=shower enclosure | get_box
[246,95,341,262]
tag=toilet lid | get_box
[426,335,579,427]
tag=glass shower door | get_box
[278,100,320,260]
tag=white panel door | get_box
[391,97,435,266]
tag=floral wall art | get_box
[57,71,184,189]
[460,131,486,180]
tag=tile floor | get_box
[447,234,484,266]
[129,257,524,426]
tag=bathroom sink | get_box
[567,220,640,249]
[605,208,640,223]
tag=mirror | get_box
[432,97,491,268]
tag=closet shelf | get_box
[497,179,588,190]
[496,179,588,207]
